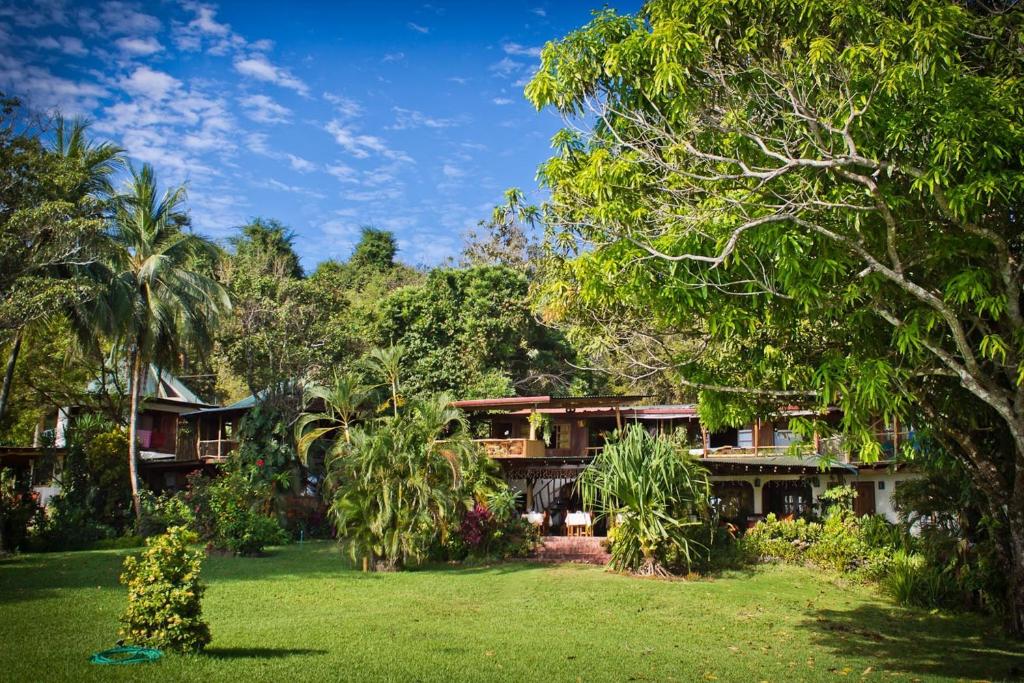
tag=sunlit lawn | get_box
[1,541,1020,682]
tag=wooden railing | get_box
[474,438,547,458]
[693,444,817,458]
[197,439,238,462]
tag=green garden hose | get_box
[89,646,163,665]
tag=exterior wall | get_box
[710,469,920,522]
[850,469,919,522]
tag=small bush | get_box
[119,526,211,653]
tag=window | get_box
[737,428,754,448]
[774,430,800,447]
[552,423,571,449]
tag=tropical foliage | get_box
[324,392,486,570]
[579,425,710,576]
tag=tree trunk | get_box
[0,329,23,421]
[1007,465,1024,637]
[391,379,398,418]
[127,347,144,526]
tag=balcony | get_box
[474,438,547,458]
[197,439,239,462]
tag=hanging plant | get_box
[528,411,553,446]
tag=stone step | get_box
[530,536,611,565]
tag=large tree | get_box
[98,164,230,523]
[526,1,1024,632]
[0,105,121,420]
[373,265,581,399]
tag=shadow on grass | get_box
[799,603,1024,681]
[203,647,326,660]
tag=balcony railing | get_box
[691,444,817,458]
[197,439,239,462]
[474,438,547,458]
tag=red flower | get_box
[256,458,265,467]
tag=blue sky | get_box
[0,0,636,268]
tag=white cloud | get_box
[121,66,180,100]
[388,107,461,131]
[323,92,362,118]
[489,57,522,77]
[503,42,542,58]
[262,178,326,199]
[326,162,357,182]
[234,55,308,96]
[492,97,513,105]
[407,22,429,34]
[325,119,412,163]
[115,36,163,55]
[286,154,316,173]
[531,7,547,17]
[0,53,106,113]
[239,93,291,124]
[35,35,88,57]
[98,1,161,35]
[174,1,247,55]
[448,76,468,85]
[442,163,465,178]
[382,52,405,62]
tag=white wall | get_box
[709,470,920,522]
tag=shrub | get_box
[0,467,40,553]
[207,471,286,555]
[883,551,958,609]
[743,514,823,563]
[137,490,194,538]
[119,526,211,652]
[443,501,541,562]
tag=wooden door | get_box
[854,481,876,516]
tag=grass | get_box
[1,541,1021,682]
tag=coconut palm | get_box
[0,116,123,420]
[96,163,230,523]
[579,425,711,576]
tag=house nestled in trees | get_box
[452,395,917,533]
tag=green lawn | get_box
[1,542,1020,682]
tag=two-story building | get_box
[452,395,916,534]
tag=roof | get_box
[452,394,646,412]
[87,364,212,408]
[182,394,257,417]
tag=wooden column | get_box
[615,406,622,430]
[701,425,709,456]
[753,419,760,455]
[217,415,223,459]
[526,478,535,511]
[892,416,900,455]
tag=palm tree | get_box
[295,370,373,471]
[363,344,405,417]
[0,116,122,421]
[327,393,478,570]
[97,163,230,523]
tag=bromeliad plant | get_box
[579,425,711,576]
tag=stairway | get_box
[530,536,611,565]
